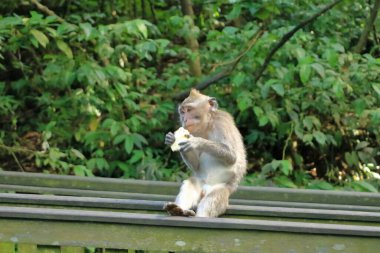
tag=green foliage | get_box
[0,0,379,192]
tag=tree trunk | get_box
[180,0,202,77]
[354,0,380,53]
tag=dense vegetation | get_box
[0,0,379,192]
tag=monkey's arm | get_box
[180,151,200,171]
[179,137,236,165]
[165,132,200,171]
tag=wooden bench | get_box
[0,171,379,253]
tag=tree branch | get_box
[254,0,344,83]
[353,0,380,53]
[29,0,65,23]
[174,26,266,100]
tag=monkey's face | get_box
[178,89,218,135]
[179,100,210,135]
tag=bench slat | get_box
[0,206,379,237]
[1,193,379,222]
[1,171,379,206]
[2,184,380,213]
[2,219,379,253]
[18,244,37,253]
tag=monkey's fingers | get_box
[178,141,192,152]
[165,132,175,145]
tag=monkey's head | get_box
[178,89,218,135]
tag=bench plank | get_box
[0,206,379,236]
[2,184,380,213]
[1,171,379,206]
[0,218,379,253]
[18,244,38,253]
[1,193,380,222]
[0,242,14,253]
[61,246,85,253]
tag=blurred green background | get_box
[0,0,379,192]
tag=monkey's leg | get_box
[164,177,202,217]
[196,184,230,218]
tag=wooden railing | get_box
[0,171,379,252]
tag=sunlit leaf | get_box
[30,29,49,48]
[56,40,73,58]
[271,84,284,96]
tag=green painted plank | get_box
[1,193,380,222]
[37,246,60,253]
[104,249,129,253]
[61,246,85,253]
[1,171,380,206]
[0,242,14,253]
[1,219,380,253]
[0,206,379,236]
[18,243,38,253]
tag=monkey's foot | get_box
[163,202,195,217]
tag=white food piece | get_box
[171,127,191,151]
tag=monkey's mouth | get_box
[185,125,196,133]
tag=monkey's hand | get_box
[163,202,195,217]
[165,132,175,146]
[179,137,203,153]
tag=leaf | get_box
[70,149,85,160]
[350,181,378,193]
[273,176,297,188]
[232,72,246,87]
[332,43,345,53]
[300,64,311,84]
[73,165,86,176]
[226,4,242,20]
[353,98,366,116]
[135,19,148,39]
[303,134,313,144]
[253,106,264,117]
[279,160,293,176]
[258,116,269,127]
[114,134,128,145]
[372,83,380,96]
[129,150,144,164]
[30,29,49,48]
[307,180,335,190]
[271,84,284,96]
[267,111,279,127]
[132,133,148,148]
[311,63,325,78]
[56,40,73,58]
[237,93,252,112]
[303,117,313,130]
[313,131,326,145]
[124,136,134,154]
[80,22,93,39]
[355,141,369,151]
[344,152,359,167]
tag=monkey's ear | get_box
[209,97,218,111]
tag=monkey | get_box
[164,89,247,218]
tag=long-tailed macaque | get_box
[164,89,247,217]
